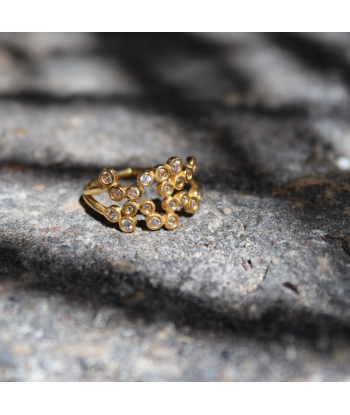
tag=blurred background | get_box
[1,33,350,179]
[1,33,350,381]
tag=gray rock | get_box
[1,33,350,381]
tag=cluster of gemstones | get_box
[99,157,200,232]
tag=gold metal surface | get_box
[83,157,200,232]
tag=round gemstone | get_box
[106,209,117,221]
[169,201,176,210]
[191,199,198,210]
[168,216,177,226]
[176,178,184,188]
[172,160,182,173]
[125,205,134,214]
[186,169,193,181]
[163,185,172,194]
[140,173,152,185]
[110,188,123,201]
[158,168,167,179]
[149,216,161,228]
[102,171,113,184]
[128,187,140,199]
[121,219,133,231]
[143,203,152,213]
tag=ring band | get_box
[83,157,200,232]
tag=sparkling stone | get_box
[172,160,181,173]
[143,203,152,213]
[191,199,198,209]
[102,171,113,184]
[125,205,134,214]
[186,168,193,180]
[149,216,161,228]
[110,188,123,201]
[128,187,140,198]
[169,201,177,210]
[121,219,133,231]
[163,185,171,194]
[140,173,152,185]
[106,209,117,221]
[158,168,167,179]
[176,178,184,188]
[168,216,177,226]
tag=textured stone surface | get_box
[1,33,350,381]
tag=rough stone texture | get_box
[1,33,350,381]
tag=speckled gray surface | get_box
[1,33,350,381]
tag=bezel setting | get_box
[162,197,179,212]
[174,191,190,207]
[137,170,154,187]
[186,156,197,173]
[109,185,126,202]
[122,200,139,217]
[104,205,121,223]
[184,167,193,183]
[119,216,137,233]
[126,183,144,201]
[157,181,175,198]
[167,157,183,175]
[140,199,156,216]
[184,197,199,214]
[163,213,180,230]
[172,173,186,190]
[146,213,164,230]
[154,164,171,182]
[100,168,118,187]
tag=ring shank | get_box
[83,194,106,214]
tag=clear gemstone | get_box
[121,219,133,230]
[191,199,198,209]
[149,216,161,228]
[128,187,140,198]
[168,216,177,226]
[140,173,152,185]
[186,168,193,180]
[158,168,167,179]
[110,188,123,201]
[102,171,113,184]
[143,203,152,213]
[125,205,134,214]
[163,185,171,194]
[172,160,181,173]
[106,209,117,221]
[169,201,176,209]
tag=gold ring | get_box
[83,157,200,233]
